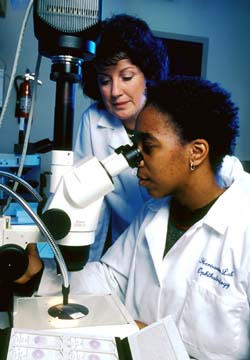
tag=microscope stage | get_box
[13,293,138,339]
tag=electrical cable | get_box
[0,170,43,202]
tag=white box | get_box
[128,315,190,360]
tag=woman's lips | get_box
[113,101,129,108]
[138,176,150,187]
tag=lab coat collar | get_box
[143,180,250,283]
[144,179,249,239]
[97,108,120,129]
[218,155,244,187]
[201,179,250,235]
[97,109,131,150]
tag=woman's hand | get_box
[14,243,43,284]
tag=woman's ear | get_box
[190,139,209,167]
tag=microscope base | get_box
[12,293,138,339]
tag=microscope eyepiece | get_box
[115,144,143,168]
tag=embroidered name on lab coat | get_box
[197,257,234,289]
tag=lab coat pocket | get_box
[178,280,246,357]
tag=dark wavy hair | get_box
[82,14,169,104]
[145,76,239,172]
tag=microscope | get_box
[33,0,143,271]
[0,0,141,274]
[0,0,141,328]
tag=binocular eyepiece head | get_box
[115,144,143,169]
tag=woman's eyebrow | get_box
[134,131,156,142]
[97,72,110,76]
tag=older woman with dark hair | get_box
[74,14,169,261]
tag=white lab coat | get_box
[39,178,250,359]
[74,103,150,261]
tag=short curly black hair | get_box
[82,14,169,103]
[145,76,239,172]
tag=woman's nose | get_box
[135,144,144,167]
[111,80,122,97]
[137,156,144,168]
